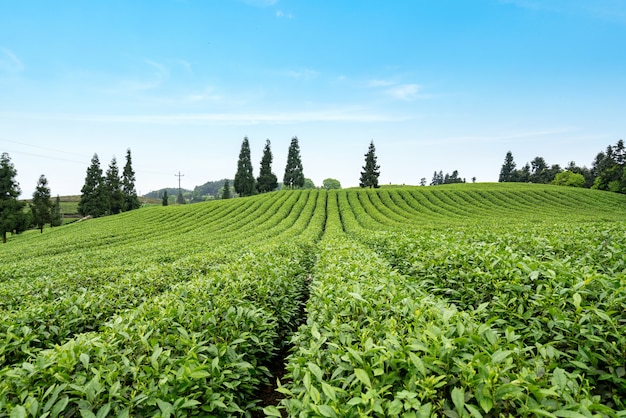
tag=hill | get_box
[1,184,625,416]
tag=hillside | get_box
[1,184,625,416]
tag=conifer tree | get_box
[106,157,124,214]
[78,154,109,217]
[162,190,169,206]
[222,179,232,199]
[31,174,53,233]
[283,136,304,189]
[0,153,27,243]
[499,151,517,182]
[359,140,380,188]
[176,191,185,204]
[256,139,278,193]
[51,195,62,226]
[122,149,140,211]
[234,137,256,196]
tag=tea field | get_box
[1,184,625,417]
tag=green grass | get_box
[1,184,625,417]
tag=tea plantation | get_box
[1,184,625,417]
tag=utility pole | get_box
[175,171,185,204]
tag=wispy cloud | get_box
[115,59,169,92]
[276,10,293,18]
[0,47,24,73]
[0,108,410,125]
[367,79,396,88]
[386,84,422,101]
[367,78,425,101]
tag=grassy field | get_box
[1,184,625,417]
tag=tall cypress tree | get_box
[51,194,62,226]
[499,151,517,182]
[106,157,124,214]
[222,179,232,199]
[359,140,380,188]
[234,137,256,196]
[0,153,27,243]
[256,139,278,193]
[78,154,109,217]
[122,149,140,211]
[31,174,52,233]
[162,190,169,206]
[283,136,304,189]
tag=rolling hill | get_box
[1,184,625,417]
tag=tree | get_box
[177,191,185,204]
[256,139,278,193]
[50,195,62,227]
[122,149,140,211]
[162,190,169,206]
[323,178,341,190]
[234,137,256,196]
[359,140,380,188]
[31,175,52,233]
[419,178,427,187]
[222,179,232,199]
[499,151,516,182]
[529,156,549,183]
[430,170,444,186]
[592,140,626,193]
[0,153,28,243]
[303,178,316,189]
[106,157,124,214]
[283,136,304,189]
[553,171,585,187]
[78,154,109,217]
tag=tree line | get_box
[229,137,381,198]
[0,153,62,243]
[498,139,626,192]
[77,149,140,216]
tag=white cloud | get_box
[366,78,424,101]
[386,83,422,101]
[0,108,409,125]
[276,10,293,18]
[0,47,24,73]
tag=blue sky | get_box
[1,0,625,196]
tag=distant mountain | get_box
[143,179,232,202]
[143,188,192,199]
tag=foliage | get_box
[30,175,52,233]
[0,152,28,243]
[553,170,585,187]
[1,184,626,415]
[221,179,232,199]
[359,140,380,188]
[50,195,63,227]
[283,136,304,189]
[78,154,109,218]
[234,137,256,196]
[176,191,185,205]
[323,178,341,190]
[592,139,626,193]
[499,151,516,182]
[257,139,278,193]
[105,157,124,214]
[122,149,140,211]
[162,190,168,206]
